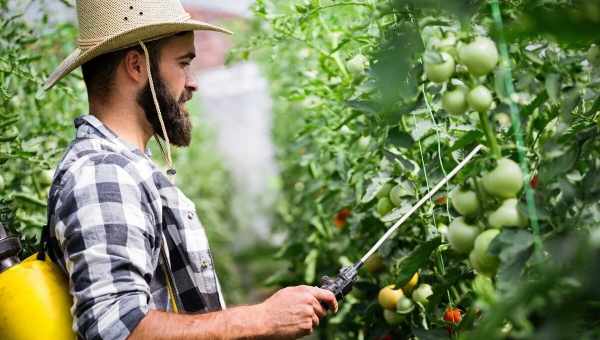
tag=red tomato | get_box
[334,208,352,229]
[443,307,462,324]
[530,174,538,189]
[435,195,447,205]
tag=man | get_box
[43,0,337,339]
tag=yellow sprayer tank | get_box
[0,223,75,340]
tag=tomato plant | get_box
[234,0,600,338]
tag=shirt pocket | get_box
[161,186,218,293]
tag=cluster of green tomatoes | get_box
[423,35,529,276]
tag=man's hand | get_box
[128,285,338,340]
[258,285,338,339]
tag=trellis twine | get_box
[489,0,542,254]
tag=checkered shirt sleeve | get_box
[53,153,159,340]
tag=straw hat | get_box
[43,0,232,90]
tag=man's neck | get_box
[90,98,154,152]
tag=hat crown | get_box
[76,0,189,46]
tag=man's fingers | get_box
[311,297,326,318]
[308,287,338,313]
[312,313,320,328]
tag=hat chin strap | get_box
[139,41,176,182]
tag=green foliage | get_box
[0,1,87,254]
[231,0,600,338]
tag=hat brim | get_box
[43,19,232,90]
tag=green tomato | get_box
[488,198,528,228]
[376,182,394,199]
[458,37,499,76]
[472,274,497,304]
[494,112,512,129]
[424,52,455,83]
[347,54,369,76]
[0,174,5,191]
[411,284,433,305]
[431,35,459,59]
[442,88,468,115]
[450,187,480,216]
[469,229,500,277]
[377,197,394,216]
[383,309,405,325]
[447,217,479,254]
[587,44,600,66]
[389,183,412,206]
[396,296,415,314]
[482,158,524,198]
[467,85,493,113]
[358,136,371,150]
[364,253,385,273]
[39,169,54,188]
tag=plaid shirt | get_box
[47,115,225,340]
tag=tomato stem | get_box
[477,111,501,159]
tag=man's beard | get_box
[137,73,192,147]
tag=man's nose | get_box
[185,73,198,92]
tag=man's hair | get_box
[81,32,189,99]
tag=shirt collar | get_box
[74,115,153,157]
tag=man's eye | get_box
[181,62,191,67]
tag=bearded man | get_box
[42,1,337,339]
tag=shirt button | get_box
[187,211,194,220]
[200,260,208,269]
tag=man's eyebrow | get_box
[177,52,196,60]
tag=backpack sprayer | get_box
[0,220,75,339]
[318,145,483,306]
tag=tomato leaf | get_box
[392,237,442,287]
[488,229,534,289]
[361,173,392,203]
[387,128,414,149]
[450,130,483,151]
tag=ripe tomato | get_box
[467,85,493,113]
[424,52,455,83]
[383,309,405,325]
[530,174,539,189]
[364,253,385,273]
[482,158,524,198]
[443,307,462,324]
[488,198,528,228]
[378,285,405,310]
[442,88,468,115]
[347,53,369,76]
[402,272,419,293]
[377,197,394,216]
[334,208,352,230]
[469,229,500,277]
[450,187,480,216]
[447,217,480,254]
[434,195,447,205]
[458,36,499,76]
[411,283,433,304]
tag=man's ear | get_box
[122,49,147,84]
